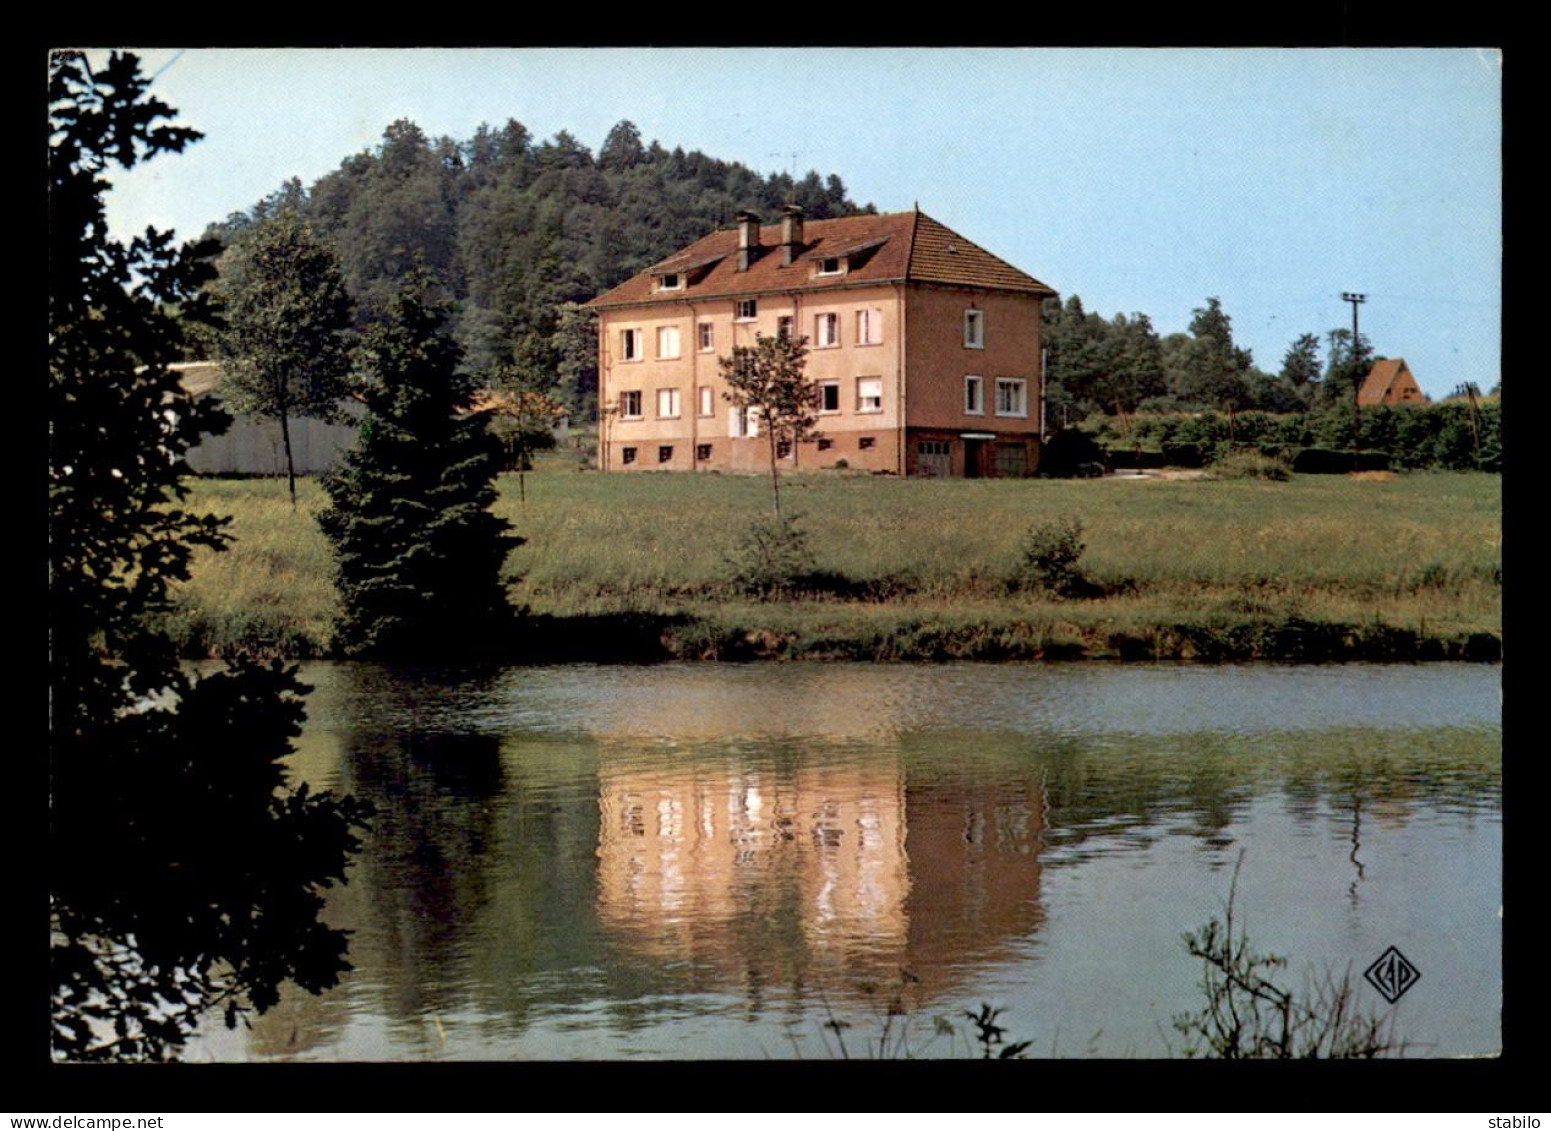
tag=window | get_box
[621,328,643,361]
[856,308,883,345]
[964,309,985,349]
[817,381,841,413]
[656,388,681,418]
[622,446,637,465]
[776,440,792,459]
[658,446,674,464]
[996,443,1029,478]
[729,405,760,438]
[777,315,794,340]
[736,298,758,321]
[964,375,984,415]
[859,436,876,450]
[697,386,715,417]
[657,325,681,359]
[995,378,1027,417]
[620,390,643,419]
[696,444,712,461]
[817,438,834,451]
[817,257,843,276]
[917,440,951,477]
[659,273,682,291]
[698,322,714,352]
[857,377,883,413]
[815,312,839,348]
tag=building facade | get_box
[585,208,1057,477]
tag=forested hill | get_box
[199,118,875,415]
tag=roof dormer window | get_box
[816,257,844,277]
[658,273,683,291]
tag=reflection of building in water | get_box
[595,751,1044,1008]
[597,758,909,969]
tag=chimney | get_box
[780,204,805,266]
[736,210,761,271]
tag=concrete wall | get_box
[185,400,364,476]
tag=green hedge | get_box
[1094,401,1499,472]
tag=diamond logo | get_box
[1364,945,1421,1004]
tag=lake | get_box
[186,662,1501,1060]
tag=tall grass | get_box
[169,464,1501,659]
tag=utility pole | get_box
[1343,292,1367,469]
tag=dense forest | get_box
[195,116,1496,433]
[196,118,874,417]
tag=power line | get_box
[149,49,186,82]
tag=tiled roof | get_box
[1359,358,1409,402]
[586,210,1055,309]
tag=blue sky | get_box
[88,47,1501,397]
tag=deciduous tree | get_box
[719,332,819,519]
[216,209,355,506]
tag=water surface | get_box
[188,662,1500,1060]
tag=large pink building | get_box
[585,207,1057,477]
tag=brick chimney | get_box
[780,204,805,266]
[736,210,761,271]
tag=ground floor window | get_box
[622,447,637,465]
[859,436,876,450]
[696,444,712,461]
[917,439,951,477]
[658,445,673,463]
[777,440,792,459]
[817,438,833,451]
[996,443,1028,478]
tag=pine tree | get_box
[49,49,369,1062]
[318,274,521,659]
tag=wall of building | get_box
[901,286,1044,477]
[599,282,906,474]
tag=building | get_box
[173,361,363,476]
[1358,358,1429,406]
[584,207,1057,477]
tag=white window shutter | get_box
[748,406,760,437]
[729,407,741,437]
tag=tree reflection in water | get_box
[51,663,373,1061]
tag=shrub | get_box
[1012,516,1090,597]
[1174,857,1407,1059]
[1211,450,1292,481]
[725,513,816,597]
[1038,427,1107,478]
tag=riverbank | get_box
[163,466,1502,663]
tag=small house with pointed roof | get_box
[584,207,1057,477]
[1358,358,1429,407]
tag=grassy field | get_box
[164,460,1501,662]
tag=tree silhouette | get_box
[49,50,370,1061]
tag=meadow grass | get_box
[168,463,1501,660]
